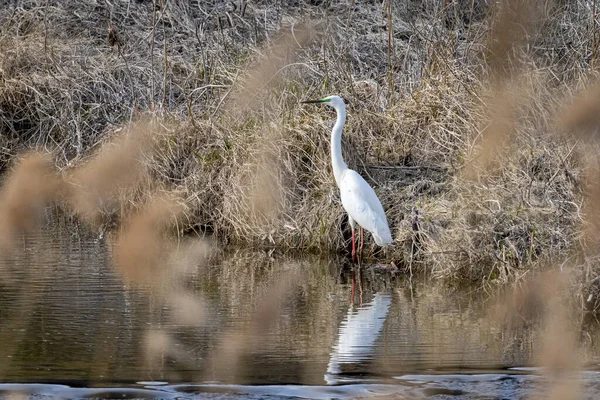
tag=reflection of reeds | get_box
[0,222,63,381]
[140,254,346,384]
[203,269,299,382]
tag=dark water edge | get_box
[1,371,600,400]
[0,216,600,399]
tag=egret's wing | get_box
[339,170,392,244]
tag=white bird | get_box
[301,95,392,263]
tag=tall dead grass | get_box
[112,192,186,285]
[0,152,62,251]
[65,119,159,227]
[494,270,584,399]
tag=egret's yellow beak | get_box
[300,98,329,104]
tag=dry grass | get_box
[112,192,186,286]
[1,0,600,295]
[64,118,161,227]
[493,270,585,399]
[0,151,62,251]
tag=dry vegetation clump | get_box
[492,270,585,399]
[0,151,63,250]
[2,0,600,289]
[64,118,163,227]
[113,192,186,285]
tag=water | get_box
[0,218,600,399]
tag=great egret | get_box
[301,95,392,263]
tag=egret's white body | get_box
[302,95,392,258]
[339,169,392,246]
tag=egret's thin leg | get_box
[358,227,364,265]
[350,269,356,306]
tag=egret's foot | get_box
[368,261,402,274]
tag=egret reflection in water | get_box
[325,291,392,385]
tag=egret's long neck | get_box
[331,103,347,186]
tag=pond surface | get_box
[0,217,600,399]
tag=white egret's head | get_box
[301,95,345,110]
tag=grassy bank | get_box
[1,1,600,297]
